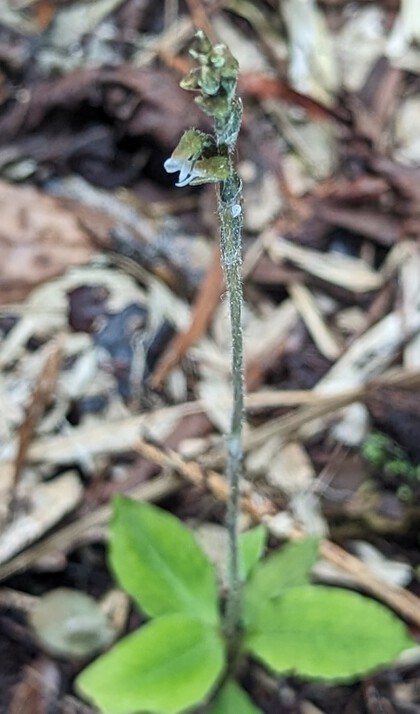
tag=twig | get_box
[184,0,217,42]
[132,438,274,522]
[151,243,224,387]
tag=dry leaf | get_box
[0,180,93,304]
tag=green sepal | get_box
[109,497,220,625]
[243,537,319,624]
[195,93,230,120]
[180,67,202,92]
[245,585,415,682]
[188,155,230,185]
[189,29,213,61]
[76,614,225,714]
[207,679,263,714]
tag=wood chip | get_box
[265,232,383,292]
[0,471,83,565]
[288,282,342,360]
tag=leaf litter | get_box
[0,0,420,712]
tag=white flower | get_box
[164,156,195,187]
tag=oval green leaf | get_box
[243,537,319,623]
[77,614,225,714]
[246,585,414,682]
[207,679,263,714]
[110,497,220,624]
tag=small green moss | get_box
[362,431,420,500]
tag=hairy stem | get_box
[218,171,244,641]
[164,29,245,644]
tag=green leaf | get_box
[240,525,267,579]
[246,585,414,682]
[76,614,225,714]
[207,679,263,714]
[110,497,219,625]
[243,537,319,623]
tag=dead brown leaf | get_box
[317,201,401,245]
[8,657,60,714]
[0,66,210,152]
[0,181,93,304]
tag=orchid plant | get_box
[74,32,415,714]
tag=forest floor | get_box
[0,0,420,712]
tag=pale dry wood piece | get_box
[246,368,420,449]
[0,473,181,582]
[47,0,127,47]
[245,299,299,389]
[264,232,383,292]
[380,239,416,280]
[242,232,267,278]
[246,435,316,500]
[246,387,364,450]
[0,587,38,612]
[0,471,83,565]
[24,402,202,465]
[263,101,335,180]
[308,308,420,443]
[316,311,420,395]
[246,299,299,362]
[267,441,315,495]
[137,15,193,68]
[288,282,342,360]
[246,389,329,409]
[248,368,420,411]
[198,375,235,435]
[287,311,396,444]
[246,434,285,479]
